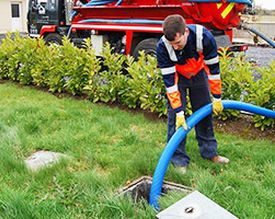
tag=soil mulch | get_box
[214,117,275,143]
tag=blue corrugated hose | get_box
[246,26,275,48]
[85,0,116,6]
[71,0,121,19]
[79,19,163,24]
[149,100,275,211]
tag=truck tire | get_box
[133,38,159,59]
[43,33,63,45]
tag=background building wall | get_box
[0,0,27,34]
[0,2,12,33]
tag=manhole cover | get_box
[156,191,238,219]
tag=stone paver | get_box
[25,150,67,171]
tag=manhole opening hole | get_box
[118,176,192,203]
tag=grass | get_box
[0,82,274,219]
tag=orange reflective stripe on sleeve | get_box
[167,91,182,109]
[208,79,221,95]
[174,71,179,84]
[166,73,182,109]
[204,65,210,75]
[205,65,221,95]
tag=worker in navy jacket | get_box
[156,14,229,173]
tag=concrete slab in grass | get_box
[157,191,238,219]
[25,150,67,171]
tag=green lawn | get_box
[0,82,274,219]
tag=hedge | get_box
[0,33,274,130]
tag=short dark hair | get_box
[163,14,186,41]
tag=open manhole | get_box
[118,177,238,218]
[118,176,192,203]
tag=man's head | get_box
[163,14,189,50]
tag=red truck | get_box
[27,0,252,57]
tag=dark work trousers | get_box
[168,70,218,167]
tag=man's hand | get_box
[212,98,223,115]
[176,111,187,130]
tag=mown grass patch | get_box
[0,82,274,218]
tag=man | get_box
[156,14,229,173]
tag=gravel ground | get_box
[0,34,6,42]
[0,33,28,41]
[244,46,275,66]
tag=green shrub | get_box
[248,61,275,130]
[0,36,273,130]
[125,52,167,115]
[0,33,22,80]
[62,38,101,95]
[15,36,38,85]
[42,43,66,93]
[219,49,254,120]
[84,43,127,102]
[31,38,56,87]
